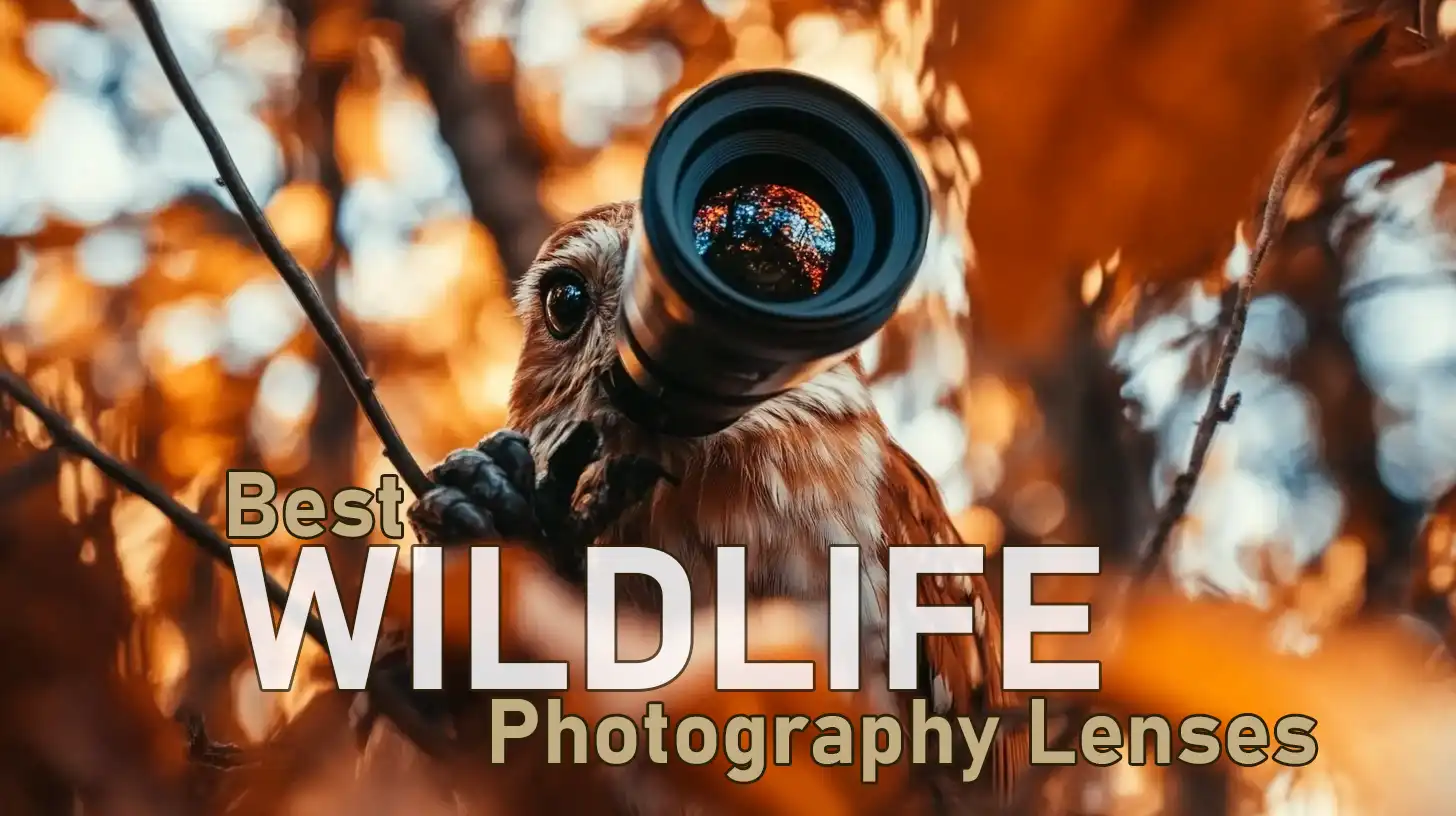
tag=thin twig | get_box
[125,0,431,498]
[1130,17,1394,583]
[0,367,458,759]
[1132,94,1332,583]
[177,708,252,771]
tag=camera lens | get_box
[605,68,930,437]
[692,183,839,303]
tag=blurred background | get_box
[0,0,1453,813]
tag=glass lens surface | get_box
[692,183,837,302]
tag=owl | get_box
[406,201,1028,811]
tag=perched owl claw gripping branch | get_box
[408,429,538,544]
[400,201,1029,810]
[408,421,675,581]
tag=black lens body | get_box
[604,69,930,437]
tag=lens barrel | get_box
[604,68,930,437]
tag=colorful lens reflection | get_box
[692,183,837,302]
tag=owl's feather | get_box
[880,439,1029,803]
[402,200,1027,810]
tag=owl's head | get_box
[506,200,876,467]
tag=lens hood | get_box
[607,68,931,436]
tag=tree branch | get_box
[377,0,555,283]
[1131,22,1397,583]
[0,366,457,760]
[1133,91,1335,583]
[125,0,431,498]
[0,367,324,641]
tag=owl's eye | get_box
[540,269,592,340]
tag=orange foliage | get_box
[334,69,385,181]
[1043,590,1456,813]
[0,0,50,136]
[14,0,82,23]
[306,0,372,65]
[265,182,335,272]
[946,0,1324,365]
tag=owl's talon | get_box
[535,421,604,537]
[608,454,674,495]
[443,494,497,538]
[559,454,672,550]
[408,421,665,582]
[478,429,535,496]
[408,432,542,546]
[408,485,489,545]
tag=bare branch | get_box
[1133,95,1330,582]
[0,366,326,642]
[124,0,432,498]
[0,366,457,760]
[1131,21,1400,583]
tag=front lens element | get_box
[692,183,838,303]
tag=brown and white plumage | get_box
[504,201,1026,806]
[879,437,1029,801]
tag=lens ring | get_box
[638,68,930,353]
[616,68,932,434]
